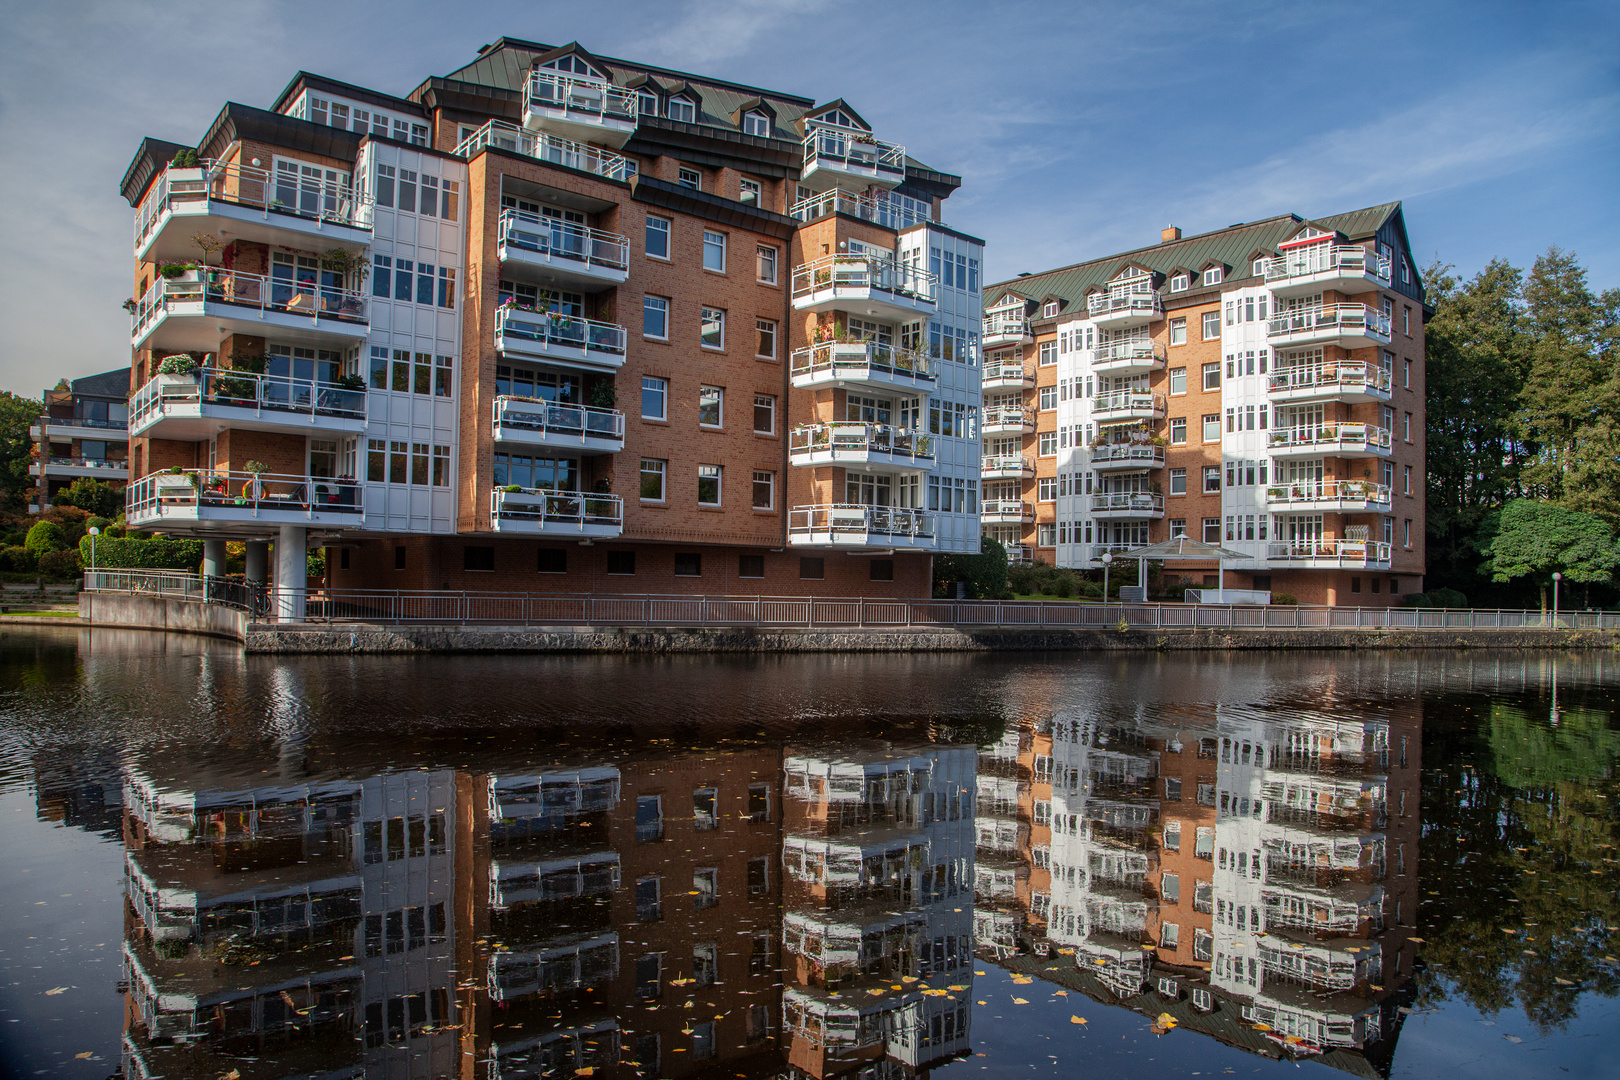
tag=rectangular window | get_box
[374,163,394,208]
[432,444,450,485]
[799,556,824,580]
[643,295,669,339]
[464,546,494,572]
[419,174,437,218]
[870,559,894,581]
[393,259,413,302]
[538,548,567,574]
[1203,466,1221,493]
[701,307,725,349]
[369,346,388,390]
[1202,362,1220,390]
[397,169,416,213]
[699,386,723,427]
[635,876,662,920]
[693,789,718,831]
[752,470,775,510]
[756,318,777,359]
[674,552,702,577]
[1169,468,1186,495]
[416,262,434,305]
[678,167,701,190]
[437,267,455,308]
[1161,873,1180,904]
[641,376,668,420]
[756,244,778,284]
[608,550,636,576]
[702,230,727,272]
[640,459,666,501]
[435,355,452,397]
[1202,414,1220,441]
[372,255,391,298]
[1202,311,1220,339]
[739,554,764,578]
[1404,519,1413,547]
[753,394,776,434]
[636,954,663,1000]
[1169,417,1187,444]
[697,464,722,506]
[1204,266,1222,286]
[1169,317,1186,346]
[645,216,670,259]
[1039,341,1056,366]
[1404,412,1413,441]
[1037,477,1056,502]
[1038,431,1057,456]
[1168,367,1186,395]
[748,784,771,824]
[740,175,763,202]
[441,180,459,221]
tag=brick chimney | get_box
[1161,225,1181,243]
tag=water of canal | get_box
[0,627,1615,1079]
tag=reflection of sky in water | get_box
[0,632,1615,1078]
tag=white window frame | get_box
[755,317,777,360]
[1202,266,1223,286]
[644,295,670,340]
[645,215,671,260]
[752,470,775,510]
[667,97,696,124]
[677,166,701,190]
[640,458,667,502]
[756,244,778,284]
[743,111,770,137]
[1170,273,1189,293]
[701,307,725,350]
[642,375,668,420]
[699,385,724,428]
[702,230,727,273]
[697,464,722,507]
[1202,311,1220,339]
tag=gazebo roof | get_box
[1113,537,1251,561]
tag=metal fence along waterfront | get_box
[80,571,1620,630]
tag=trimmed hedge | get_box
[77,535,203,570]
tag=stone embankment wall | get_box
[80,592,248,642]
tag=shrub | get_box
[24,520,67,558]
[0,546,35,572]
[76,535,204,571]
[51,477,125,519]
[1402,593,1434,608]
[1428,587,1468,609]
[1078,579,1103,598]
[1273,594,1298,606]
[36,548,81,579]
[1053,576,1073,598]
[933,537,1010,600]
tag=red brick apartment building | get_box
[981,208,1427,605]
[119,40,984,616]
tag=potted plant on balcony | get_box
[158,262,199,282]
[121,298,138,314]
[156,354,200,387]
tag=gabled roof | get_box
[269,71,426,119]
[69,369,133,401]
[529,41,612,81]
[805,98,871,131]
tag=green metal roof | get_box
[986,202,1406,311]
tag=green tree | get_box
[1481,498,1620,608]
[933,536,1009,599]
[50,477,125,519]
[0,392,42,510]
[23,520,67,558]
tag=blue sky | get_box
[1,0,1615,396]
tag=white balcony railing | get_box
[1088,291,1162,320]
[524,70,637,126]
[1003,544,1034,564]
[1264,245,1391,286]
[983,404,1032,429]
[788,189,933,231]
[38,457,128,472]
[495,305,627,360]
[982,499,1033,521]
[130,366,365,432]
[1267,539,1393,566]
[491,489,624,531]
[983,312,1032,340]
[492,397,625,446]
[789,340,935,385]
[1090,444,1165,467]
[1268,362,1392,398]
[789,423,934,463]
[1092,390,1166,417]
[789,504,933,542]
[1094,338,1165,366]
[981,358,1032,385]
[981,454,1033,476]
[135,159,365,252]
[1091,492,1165,515]
[802,127,906,180]
[1268,423,1392,453]
[1265,480,1392,509]
[791,254,936,306]
[128,470,362,522]
[455,120,634,181]
[1268,303,1391,342]
[499,209,629,274]
[130,270,368,342]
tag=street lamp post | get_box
[1101,551,1113,606]
[1552,571,1562,626]
[87,527,100,572]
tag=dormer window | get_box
[637,90,659,120]
[1170,273,1190,293]
[1202,266,1223,286]
[1251,258,1268,276]
[543,55,603,79]
[743,111,771,138]
[1043,301,1059,318]
[812,108,860,130]
[667,96,696,123]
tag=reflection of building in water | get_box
[982,701,1420,1074]
[782,746,977,1080]
[972,722,1051,958]
[32,745,124,840]
[121,763,460,1078]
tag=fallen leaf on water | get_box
[867,989,886,996]
[1252,1023,1273,1032]
[1011,997,1029,1005]
[1555,977,1575,986]
[1408,937,1425,944]
[1070,1015,1087,1025]
[947,985,967,991]
[1504,1035,1523,1043]
[976,1000,988,1006]
[901,976,919,984]
[44,987,68,996]
[75,1053,93,1060]
[1053,990,1068,996]
[576,1069,595,1077]
[1151,1012,1178,1035]
[974,970,987,976]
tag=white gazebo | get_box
[1108,536,1264,604]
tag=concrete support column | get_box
[244,541,269,584]
[274,525,307,622]
[202,539,228,579]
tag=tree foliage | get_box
[1482,499,1620,593]
[50,477,125,519]
[0,392,42,510]
[933,536,1009,599]
[24,520,66,557]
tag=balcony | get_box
[495,305,626,371]
[490,489,623,537]
[789,423,935,470]
[1088,290,1162,329]
[130,270,368,353]
[127,470,362,533]
[1268,423,1393,459]
[522,70,637,147]
[981,499,1034,525]
[1091,492,1165,519]
[34,417,128,442]
[791,255,936,321]
[1268,362,1392,404]
[133,160,370,264]
[498,210,629,292]
[789,188,933,231]
[788,504,934,550]
[981,454,1034,479]
[1268,303,1391,350]
[128,367,366,440]
[983,312,1033,348]
[30,457,129,480]
[1267,539,1393,569]
[456,120,635,181]
[1266,480,1392,513]
[1092,338,1165,375]
[492,397,624,455]
[1090,444,1165,471]
[799,126,906,193]
[1004,543,1034,564]
[1264,244,1392,299]
[981,358,1034,390]
[790,341,935,394]
[982,405,1034,435]
[1092,390,1166,423]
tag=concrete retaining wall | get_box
[80,592,248,642]
[245,622,1620,654]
